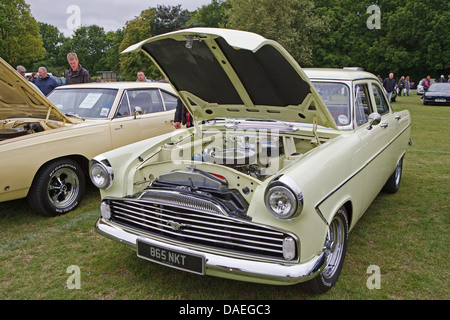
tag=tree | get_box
[38,22,65,62]
[150,4,192,36]
[312,0,450,82]
[188,0,230,28]
[372,0,450,80]
[0,0,45,67]
[226,0,328,66]
[102,29,124,75]
[119,8,158,80]
[312,0,380,69]
[32,22,67,76]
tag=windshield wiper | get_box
[65,112,84,120]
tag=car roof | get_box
[303,68,379,81]
[55,81,175,91]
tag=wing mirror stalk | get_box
[133,106,143,119]
[367,113,381,130]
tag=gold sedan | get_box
[0,57,178,216]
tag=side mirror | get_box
[367,112,381,130]
[133,106,143,119]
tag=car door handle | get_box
[395,115,401,120]
[380,122,389,128]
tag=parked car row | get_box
[1,28,413,293]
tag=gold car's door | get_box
[110,89,175,149]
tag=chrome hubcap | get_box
[322,215,345,280]
[47,168,79,208]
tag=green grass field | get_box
[0,93,448,300]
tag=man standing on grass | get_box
[383,73,396,102]
[66,52,91,84]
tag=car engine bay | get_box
[0,120,65,141]
[154,129,333,179]
[131,127,338,207]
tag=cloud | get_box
[26,0,209,36]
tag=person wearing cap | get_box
[16,65,26,77]
[16,65,41,92]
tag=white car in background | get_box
[417,79,425,95]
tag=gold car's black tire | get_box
[27,159,86,217]
[303,206,349,294]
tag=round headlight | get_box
[264,176,303,220]
[89,158,113,190]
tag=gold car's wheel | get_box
[304,206,349,294]
[47,167,80,210]
[28,159,86,217]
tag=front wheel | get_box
[304,206,349,294]
[28,159,86,217]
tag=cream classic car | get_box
[0,57,177,216]
[91,28,411,293]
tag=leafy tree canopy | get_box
[0,0,45,67]
[188,0,230,28]
[226,0,328,66]
[1,1,447,84]
[312,0,450,81]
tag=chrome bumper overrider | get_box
[95,218,326,285]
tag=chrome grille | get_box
[107,192,296,261]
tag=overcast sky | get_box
[26,0,212,36]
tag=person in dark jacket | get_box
[35,67,58,96]
[65,52,91,84]
[383,73,396,102]
[174,98,193,129]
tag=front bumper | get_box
[95,218,326,285]
[423,97,450,105]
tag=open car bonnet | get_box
[123,28,338,130]
[0,57,73,123]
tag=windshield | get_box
[47,88,118,119]
[428,83,450,92]
[312,82,351,128]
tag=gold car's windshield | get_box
[47,88,118,119]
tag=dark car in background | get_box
[422,83,450,105]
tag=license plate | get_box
[435,99,446,102]
[137,240,205,275]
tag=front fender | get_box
[97,130,188,199]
